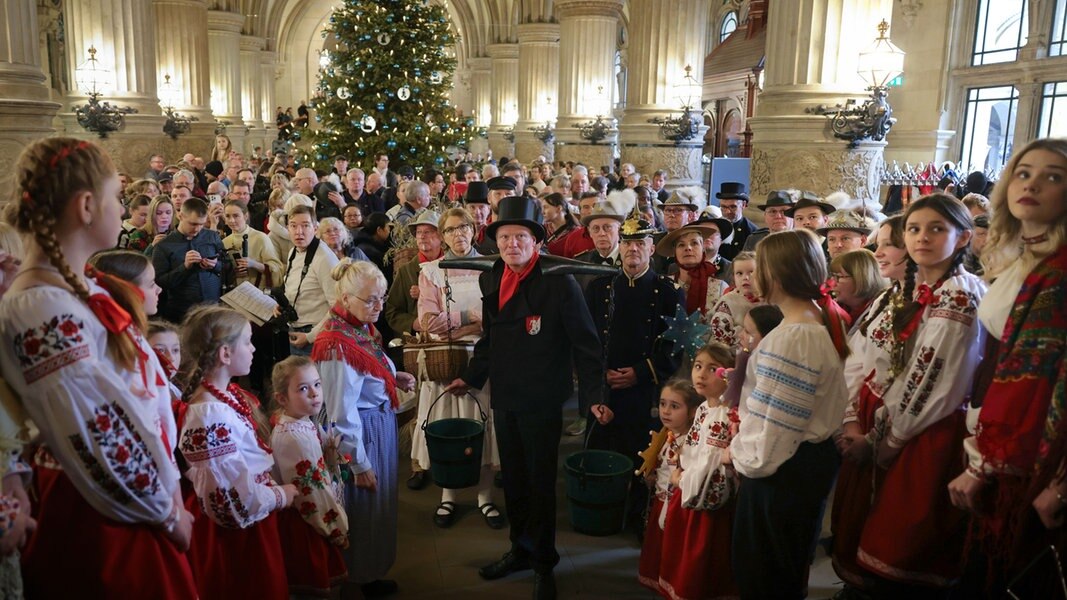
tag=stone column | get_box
[0,0,60,188]
[207,9,246,152]
[240,35,268,153]
[62,0,169,175]
[514,23,559,164]
[618,0,710,190]
[154,0,215,156]
[556,0,623,169]
[486,42,518,159]
[260,50,279,130]
[748,0,893,202]
[468,56,492,159]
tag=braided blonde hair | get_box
[11,138,142,369]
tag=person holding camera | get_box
[152,197,225,323]
[277,204,339,356]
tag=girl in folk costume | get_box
[659,345,740,600]
[946,138,1067,597]
[0,138,197,598]
[722,304,784,409]
[637,379,703,595]
[655,221,730,319]
[830,215,908,591]
[270,356,349,597]
[730,229,852,599]
[855,194,987,594]
[178,306,297,600]
[410,208,503,529]
[147,320,183,403]
[709,251,758,350]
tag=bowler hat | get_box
[716,182,749,201]
[464,181,490,204]
[486,176,518,192]
[758,190,796,211]
[485,197,545,242]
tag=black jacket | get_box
[464,259,605,413]
[722,216,759,260]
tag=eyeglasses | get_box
[831,273,852,280]
[352,294,388,307]
[441,224,472,235]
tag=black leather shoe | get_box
[478,551,531,580]
[533,571,557,600]
[360,579,398,597]
[406,470,428,490]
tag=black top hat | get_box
[464,181,490,204]
[758,190,796,211]
[485,197,545,242]
[486,176,518,192]
[716,182,749,201]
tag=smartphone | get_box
[207,194,222,205]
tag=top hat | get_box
[758,190,796,211]
[716,181,749,201]
[485,197,545,242]
[205,160,224,178]
[464,181,490,205]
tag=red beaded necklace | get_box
[201,380,272,454]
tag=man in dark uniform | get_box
[447,197,604,600]
[717,182,758,260]
[585,204,683,535]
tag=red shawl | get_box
[311,304,399,408]
[678,261,718,314]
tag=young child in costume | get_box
[658,343,740,600]
[637,378,703,595]
[708,251,759,350]
[178,306,297,600]
[270,355,349,597]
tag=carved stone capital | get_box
[750,145,885,202]
[556,0,625,20]
[555,143,614,170]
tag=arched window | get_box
[720,11,738,43]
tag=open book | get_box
[221,281,278,326]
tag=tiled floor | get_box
[387,397,845,599]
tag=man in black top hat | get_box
[742,190,796,252]
[716,182,757,260]
[447,197,604,600]
[585,204,682,536]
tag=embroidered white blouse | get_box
[841,288,895,425]
[180,400,284,528]
[0,282,180,524]
[731,323,849,478]
[679,403,739,511]
[708,290,756,350]
[417,260,483,342]
[270,414,349,545]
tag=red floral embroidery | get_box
[180,423,237,461]
[13,314,90,383]
[324,509,340,524]
[290,456,331,496]
[299,501,317,518]
[69,402,162,504]
[206,487,250,528]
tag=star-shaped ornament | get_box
[660,305,711,359]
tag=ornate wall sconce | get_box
[807,20,905,147]
[74,46,136,138]
[159,74,197,140]
[576,115,615,144]
[500,126,515,143]
[648,64,703,143]
[528,122,555,143]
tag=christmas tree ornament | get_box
[359,115,376,132]
[398,86,411,101]
[376,102,385,111]
[660,306,712,360]
[386,140,397,149]
[429,71,443,84]
[377,32,391,45]
[336,87,352,100]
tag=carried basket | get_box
[402,332,471,382]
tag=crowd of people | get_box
[0,132,1063,600]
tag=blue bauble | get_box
[390,117,397,123]
[376,103,385,111]
[386,140,397,149]
[464,118,474,127]
[357,149,365,156]
[413,87,420,94]
[358,82,365,89]
[317,153,327,161]
[409,147,417,154]
[440,123,449,131]
[435,156,444,165]
[386,16,393,23]
[414,68,421,76]
[414,124,422,132]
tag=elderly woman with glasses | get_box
[312,259,417,598]
[409,208,505,530]
[318,216,371,263]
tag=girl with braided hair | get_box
[176,305,298,599]
[855,193,987,595]
[0,137,197,597]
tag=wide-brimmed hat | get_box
[580,189,634,227]
[758,190,796,211]
[696,206,735,245]
[785,192,835,217]
[485,196,545,242]
[655,221,720,257]
[663,187,707,212]
[407,209,440,234]
[465,181,489,204]
[716,181,749,201]
[816,209,877,236]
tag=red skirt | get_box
[857,409,967,587]
[23,466,197,600]
[658,488,738,600]
[185,487,288,600]
[830,381,884,587]
[638,496,667,593]
[276,507,348,596]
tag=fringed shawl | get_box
[311,305,399,409]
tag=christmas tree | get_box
[302,0,476,171]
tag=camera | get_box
[269,286,299,330]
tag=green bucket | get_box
[564,450,632,536]
[422,392,486,490]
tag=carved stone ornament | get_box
[623,146,703,183]
[556,144,614,170]
[750,146,885,202]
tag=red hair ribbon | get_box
[816,293,852,359]
[21,190,33,208]
[48,141,91,169]
[85,266,150,390]
[898,283,935,343]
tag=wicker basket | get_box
[402,334,472,382]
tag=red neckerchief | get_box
[499,252,540,311]
[476,225,487,244]
[899,283,936,342]
[418,250,441,263]
[311,304,399,408]
[678,261,717,314]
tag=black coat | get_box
[722,216,759,260]
[464,259,605,413]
